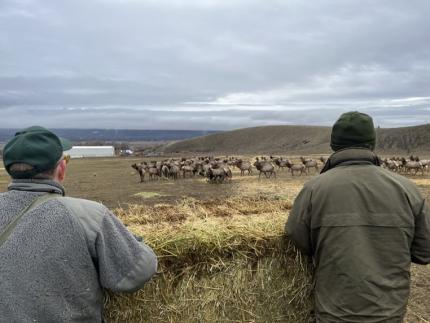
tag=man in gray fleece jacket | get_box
[0,126,157,322]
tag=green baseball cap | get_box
[3,126,73,179]
[330,111,376,151]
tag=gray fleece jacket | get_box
[0,179,157,323]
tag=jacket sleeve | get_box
[285,185,313,256]
[411,200,430,265]
[94,209,158,292]
[62,197,157,293]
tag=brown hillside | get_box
[159,124,430,156]
[375,124,430,154]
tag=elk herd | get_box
[131,153,429,183]
[131,155,326,183]
[381,155,430,176]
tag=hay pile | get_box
[104,195,313,323]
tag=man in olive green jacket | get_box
[286,112,430,322]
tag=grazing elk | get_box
[206,166,232,183]
[131,163,146,182]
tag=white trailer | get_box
[64,146,115,158]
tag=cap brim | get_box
[59,137,73,151]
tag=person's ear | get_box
[55,159,67,183]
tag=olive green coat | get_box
[286,148,430,323]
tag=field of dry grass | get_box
[0,156,429,322]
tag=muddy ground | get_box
[0,156,429,322]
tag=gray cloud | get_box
[2,105,428,130]
[1,0,429,129]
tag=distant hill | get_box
[375,124,430,154]
[159,124,430,156]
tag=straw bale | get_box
[104,195,312,322]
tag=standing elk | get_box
[300,157,319,173]
[181,165,194,178]
[254,159,276,178]
[198,162,212,177]
[169,164,180,180]
[147,167,160,180]
[161,164,170,179]
[271,157,289,171]
[401,158,424,175]
[420,159,430,172]
[234,159,253,176]
[286,160,307,176]
[382,159,400,172]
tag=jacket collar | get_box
[8,179,65,196]
[320,148,381,174]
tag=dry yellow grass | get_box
[104,195,313,322]
[133,191,164,199]
[411,178,430,186]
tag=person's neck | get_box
[8,178,65,195]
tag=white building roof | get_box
[64,146,115,158]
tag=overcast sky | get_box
[1,0,429,130]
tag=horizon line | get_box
[0,123,429,132]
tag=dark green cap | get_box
[330,111,376,151]
[3,126,73,179]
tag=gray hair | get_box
[9,163,56,180]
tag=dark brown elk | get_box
[131,163,146,182]
[253,159,276,178]
[234,159,252,176]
